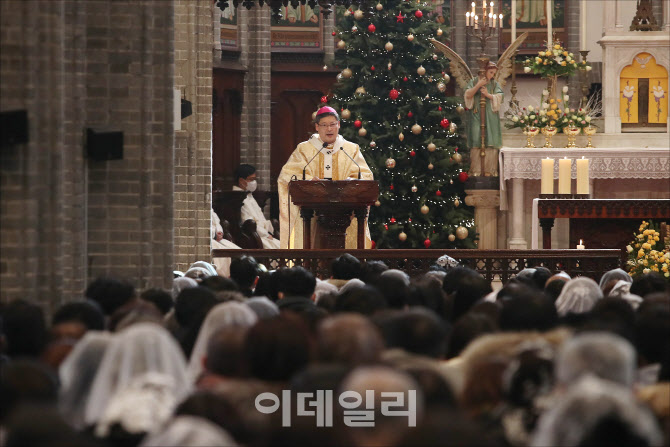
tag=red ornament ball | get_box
[389,89,399,100]
[403,76,408,82]
[368,24,376,33]
[332,31,337,36]
[390,184,394,191]
[415,10,423,18]
[424,238,431,248]
[370,65,375,71]
[454,147,459,152]
[390,217,396,223]
[354,119,362,128]
[440,118,450,128]
[458,171,469,183]
[384,224,389,230]
[371,240,376,249]
[410,150,416,157]
[436,190,442,196]
[438,106,442,111]
[320,96,328,103]
[407,111,413,118]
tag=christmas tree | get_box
[329,1,477,249]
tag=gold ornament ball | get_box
[353,9,364,19]
[421,205,430,215]
[411,124,422,134]
[385,158,396,169]
[448,233,456,242]
[432,54,438,60]
[351,25,358,33]
[398,132,405,141]
[341,109,351,119]
[428,163,434,170]
[385,41,394,51]
[427,143,436,152]
[449,122,458,133]
[437,28,443,36]
[376,3,383,10]
[322,65,328,71]
[337,40,346,49]
[375,200,381,207]
[355,86,366,95]
[452,152,462,163]
[369,140,376,148]
[411,185,418,193]
[454,199,460,207]
[387,62,392,70]
[398,232,407,242]
[456,226,469,239]
[417,66,426,76]
[344,9,351,16]
[407,34,415,42]
[437,82,446,92]
[358,127,367,137]
[443,73,450,83]
[342,68,353,78]
[336,73,343,81]
[456,105,465,114]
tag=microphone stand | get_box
[339,146,361,179]
[303,142,328,180]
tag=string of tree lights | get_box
[322,0,477,249]
[216,0,383,22]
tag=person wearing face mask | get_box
[277,106,373,249]
[233,164,280,249]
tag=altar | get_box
[498,145,670,249]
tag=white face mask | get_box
[245,180,257,192]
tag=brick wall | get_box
[239,8,272,191]
[1,0,175,314]
[173,0,214,272]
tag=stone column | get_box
[465,189,500,249]
[507,178,528,248]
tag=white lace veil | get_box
[187,301,258,382]
[555,277,603,316]
[83,322,189,427]
[58,331,113,430]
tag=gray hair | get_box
[555,332,636,387]
[531,375,662,446]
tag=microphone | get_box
[303,142,328,180]
[339,146,361,179]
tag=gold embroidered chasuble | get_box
[277,134,374,249]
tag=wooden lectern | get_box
[289,180,379,249]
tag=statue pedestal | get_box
[465,187,500,249]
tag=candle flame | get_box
[580,239,583,245]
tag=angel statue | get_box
[432,34,528,177]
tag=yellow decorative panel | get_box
[620,53,668,78]
[620,78,638,123]
[648,78,668,124]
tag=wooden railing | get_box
[212,249,623,284]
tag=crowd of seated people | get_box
[1,255,669,447]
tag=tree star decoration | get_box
[396,12,405,23]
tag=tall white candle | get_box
[558,157,571,194]
[466,12,470,27]
[580,0,586,50]
[472,2,476,16]
[499,13,503,28]
[490,1,494,18]
[541,158,554,194]
[475,15,479,29]
[576,156,589,194]
[512,0,516,42]
[546,0,552,48]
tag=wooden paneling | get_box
[270,71,338,187]
[213,67,245,191]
